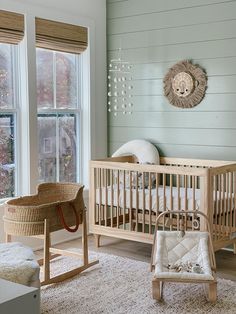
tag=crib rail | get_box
[89,157,236,250]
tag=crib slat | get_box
[229,172,233,235]
[233,171,236,229]
[142,172,145,233]
[117,171,120,229]
[192,176,196,231]
[169,174,173,231]
[123,171,126,230]
[149,172,152,234]
[177,174,180,230]
[234,172,236,229]
[136,171,139,232]
[218,174,222,239]
[111,170,114,228]
[129,171,132,231]
[105,169,108,227]
[99,168,102,226]
[170,174,173,211]
[163,173,166,212]
[184,175,188,230]
[184,175,187,211]
[222,173,226,236]
[156,173,159,216]
[226,172,229,234]
[213,175,218,240]
[94,168,97,224]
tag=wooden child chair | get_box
[151,210,217,302]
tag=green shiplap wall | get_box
[107,0,236,160]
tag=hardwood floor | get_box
[46,234,236,281]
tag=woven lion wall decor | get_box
[163,60,207,108]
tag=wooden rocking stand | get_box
[6,210,98,286]
[4,183,99,286]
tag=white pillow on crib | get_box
[112,139,160,165]
[112,140,159,188]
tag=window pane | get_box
[59,115,77,181]
[36,48,54,109]
[36,48,78,109]
[0,115,15,198]
[56,52,77,109]
[38,115,56,182]
[0,44,14,109]
[38,114,77,182]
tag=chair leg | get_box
[152,279,162,301]
[208,282,217,302]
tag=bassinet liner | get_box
[4,183,85,236]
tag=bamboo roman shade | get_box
[0,10,24,44]
[35,18,88,54]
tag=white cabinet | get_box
[0,278,40,314]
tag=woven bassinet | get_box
[4,183,85,236]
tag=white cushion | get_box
[0,242,40,287]
[153,231,214,281]
[112,139,160,165]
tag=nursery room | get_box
[0,0,236,313]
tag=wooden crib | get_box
[89,156,236,252]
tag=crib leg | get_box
[5,233,12,243]
[131,222,136,231]
[152,279,162,301]
[94,234,101,248]
[208,281,217,302]
[233,242,236,254]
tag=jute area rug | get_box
[41,251,236,314]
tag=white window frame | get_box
[37,49,82,183]
[0,44,20,200]
[16,13,91,196]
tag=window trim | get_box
[0,12,92,198]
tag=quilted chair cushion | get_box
[153,231,214,280]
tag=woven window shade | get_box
[0,10,24,44]
[35,18,88,54]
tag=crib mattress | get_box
[96,185,201,212]
[95,185,234,212]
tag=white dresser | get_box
[0,278,40,314]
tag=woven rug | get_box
[41,251,236,314]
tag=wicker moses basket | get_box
[4,183,84,236]
[4,183,99,285]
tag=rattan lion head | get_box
[163,60,207,108]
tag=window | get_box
[0,12,89,200]
[36,48,80,183]
[0,43,18,198]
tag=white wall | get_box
[0,0,107,248]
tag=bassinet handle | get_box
[56,203,80,233]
